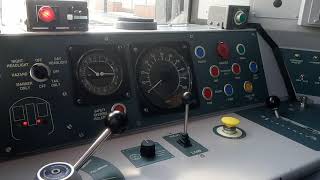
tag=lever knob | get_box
[140,140,156,159]
[266,96,280,110]
[105,111,128,134]
[182,92,193,105]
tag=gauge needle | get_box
[147,80,162,93]
[88,67,99,77]
[100,72,115,76]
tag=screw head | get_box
[77,99,82,104]
[5,147,12,153]
[66,124,73,130]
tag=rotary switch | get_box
[140,140,156,158]
[30,63,51,82]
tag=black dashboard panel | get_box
[0,30,268,158]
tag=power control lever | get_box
[177,92,193,147]
[266,96,281,119]
[35,111,128,180]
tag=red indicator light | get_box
[22,121,29,127]
[38,6,56,23]
[210,65,220,78]
[232,63,241,75]
[111,103,127,113]
[202,87,213,101]
[36,119,42,125]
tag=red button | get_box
[232,63,241,75]
[202,87,213,101]
[210,65,220,78]
[217,42,230,60]
[111,103,127,113]
[38,6,56,23]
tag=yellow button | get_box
[221,117,240,128]
[243,81,253,93]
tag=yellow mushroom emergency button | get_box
[221,117,240,128]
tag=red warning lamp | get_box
[36,118,42,125]
[38,6,56,23]
[22,121,29,127]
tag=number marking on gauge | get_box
[136,47,192,109]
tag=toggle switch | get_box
[177,92,193,148]
[266,96,281,119]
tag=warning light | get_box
[36,119,42,125]
[111,103,127,113]
[38,6,56,23]
[22,121,29,127]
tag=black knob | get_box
[140,140,156,159]
[182,92,193,105]
[105,111,128,134]
[273,0,282,8]
[30,63,51,82]
[266,96,281,110]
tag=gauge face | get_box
[77,50,123,96]
[136,47,192,109]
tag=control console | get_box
[0,30,268,158]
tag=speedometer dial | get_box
[136,47,192,109]
[77,49,123,96]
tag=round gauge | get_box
[77,49,123,96]
[136,47,192,109]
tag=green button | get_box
[239,13,247,23]
[237,44,246,55]
[235,11,247,24]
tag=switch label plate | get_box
[163,133,208,157]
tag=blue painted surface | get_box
[281,48,320,96]
[237,103,320,151]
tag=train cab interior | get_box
[0,0,320,179]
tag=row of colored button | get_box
[194,43,246,60]
[202,81,253,101]
[209,62,258,78]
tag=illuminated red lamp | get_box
[21,121,29,127]
[202,87,213,101]
[38,6,56,23]
[36,118,42,125]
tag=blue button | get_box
[224,84,234,96]
[195,46,206,59]
[249,61,258,73]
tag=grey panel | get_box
[0,113,319,179]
